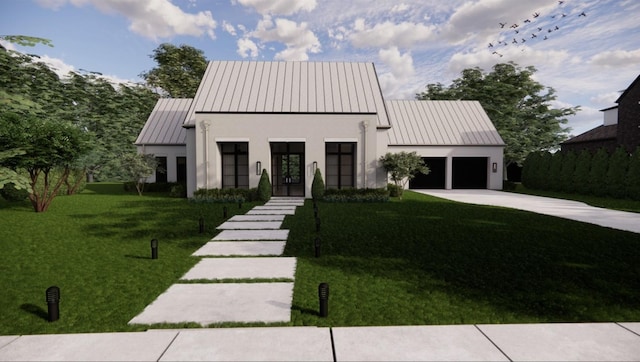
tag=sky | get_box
[1,0,639,136]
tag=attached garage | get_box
[410,157,446,189]
[385,100,505,190]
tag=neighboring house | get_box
[562,74,640,154]
[136,61,505,198]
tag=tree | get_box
[559,151,576,193]
[0,112,92,212]
[417,62,578,178]
[140,43,207,98]
[589,148,609,196]
[120,153,158,196]
[0,149,29,190]
[379,152,429,199]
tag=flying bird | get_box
[510,23,519,28]
[524,19,531,23]
[538,27,543,32]
[521,38,526,43]
[533,12,540,18]
[499,22,506,28]
[515,29,519,34]
[512,38,518,44]
[579,12,587,17]
[544,36,548,40]
[558,1,564,4]
[492,51,504,57]
[531,33,537,38]
[488,43,494,48]
[555,25,559,30]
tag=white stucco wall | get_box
[387,145,504,190]
[189,113,382,198]
[603,107,618,126]
[137,145,187,183]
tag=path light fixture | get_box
[223,206,228,219]
[239,200,243,209]
[313,202,318,219]
[313,161,318,172]
[199,216,205,233]
[46,286,60,322]
[256,161,262,175]
[151,238,158,259]
[318,283,329,317]
[315,217,321,233]
[314,236,321,257]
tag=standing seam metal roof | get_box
[183,61,390,127]
[386,100,505,146]
[134,98,191,145]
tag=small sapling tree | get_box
[379,151,429,199]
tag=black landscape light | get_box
[46,286,60,322]
[199,216,205,233]
[315,216,321,233]
[318,283,329,317]
[313,202,318,219]
[314,236,321,258]
[223,206,228,219]
[239,199,243,209]
[151,238,158,259]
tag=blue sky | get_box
[1,0,639,136]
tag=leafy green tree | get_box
[140,43,207,98]
[560,151,576,193]
[311,168,325,200]
[589,148,609,196]
[0,112,92,212]
[0,149,29,190]
[257,169,272,201]
[120,153,158,196]
[379,152,429,199]
[626,147,640,200]
[605,147,629,198]
[572,150,592,195]
[417,62,578,177]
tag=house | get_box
[136,61,505,198]
[562,74,640,154]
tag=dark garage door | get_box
[452,157,487,189]
[410,157,446,189]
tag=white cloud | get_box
[590,49,640,68]
[377,47,416,99]
[223,21,237,36]
[590,91,621,107]
[391,3,409,13]
[237,38,259,58]
[251,16,320,60]
[349,19,436,49]
[236,0,316,15]
[36,0,217,40]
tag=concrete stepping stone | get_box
[213,230,289,241]
[128,283,294,325]
[228,214,286,222]
[252,205,297,211]
[181,257,297,280]
[217,221,283,230]
[247,208,296,215]
[193,241,285,256]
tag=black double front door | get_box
[271,142,305,197]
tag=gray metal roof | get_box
[135,98,191,145]
[184,61,390,127]
[386,100,505,146]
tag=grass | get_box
[1,185,638,335]
[0,183,260,336]
[283,191,640,327]
[510,184,640,213]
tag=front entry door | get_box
[271,142,305,197]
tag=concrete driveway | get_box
[416,190,640,234]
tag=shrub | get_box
[257,169,271,201]
[387,183,403,197]
[323,188,389,202]
[169,184,186,198]
[605,147,629,198]
[311,168,325,200]
[548,151,564,191]
[0,183,29,202]
[191,188,259,203]
[573,150,592,194]
[560,151,576,193]
[626,147,640,200]
[589,148,609,196]
[502,180,517,191]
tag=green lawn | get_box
[284,191,640,326]
[1,186,638,335]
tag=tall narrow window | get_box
[220,143,249,189]
[326,143,355,189]
[155,156,167,183]
[176,157,187,184]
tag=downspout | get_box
[362,120,369,188]
[201,121,210,189]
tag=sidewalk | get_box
[1,323,639,361]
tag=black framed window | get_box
[220,143,249,189]
[176,157,187,184]
[326,143,355,189]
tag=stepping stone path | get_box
[129,197,303,327]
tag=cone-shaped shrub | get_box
[257,169,271,201]
[626,147,640,200]
[522,151,538,189]
[606,147,629,198]
[589,148,609,196]
[537,152,552,190]
[560,151,576,193]
[311,168,325,200]
[573,150,592,195]
[549,151,564,191]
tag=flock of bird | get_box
[488,1,588,57]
